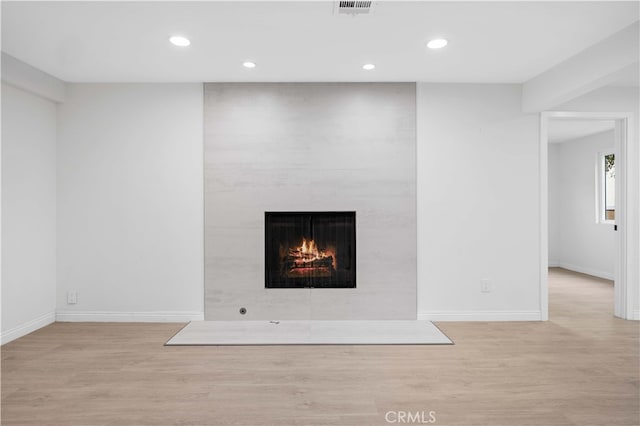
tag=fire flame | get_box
[300,238,321,258]
[282,238,336,277]
[289,238,335,269]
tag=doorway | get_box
[540,112,632,320]
[547,118,616,316]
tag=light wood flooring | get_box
[2,268,638,425]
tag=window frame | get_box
[596,150,616,225]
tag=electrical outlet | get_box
[481,279,491,293]
[67,291,77,304]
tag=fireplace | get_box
[265,212,356,288]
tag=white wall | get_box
[10,80,619,327]
[556,86,639,319]
[417,84,541,321]
[548,143,561,265]
[56,84,204,321]
[1,83,57,343]
[549,131,616,279]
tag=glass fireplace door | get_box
[265,212,356,289]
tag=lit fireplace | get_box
[265,212,356,288]
[284,238,335,278]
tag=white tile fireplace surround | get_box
[204,83,416,320]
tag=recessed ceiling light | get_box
[243,61,257,69]
[427,38,448,49]
[363,63,375,70]
[169,36,191,47]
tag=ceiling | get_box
[1,1,638,83]
[548,119,615,144]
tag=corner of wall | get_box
[0,311,56,345]
[1,53,67,103]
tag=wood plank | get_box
[1,268,638,425]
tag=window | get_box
[598,152,615,223]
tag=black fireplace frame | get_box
[264,211,356,289]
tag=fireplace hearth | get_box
[265,212,356,288]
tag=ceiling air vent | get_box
[335,1,373,15]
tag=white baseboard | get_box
[631,310,640,321]
[56,311,204,322]
[554,263,614,280]
[417,310,542,322]
[1,311,56,345]
[548,260,560,268]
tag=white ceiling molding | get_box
[1,53,66,103]
[522,22,639,113]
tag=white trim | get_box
[540,113,549,320]
[555,263,614,281]
[632,310,640,321]
[548,261,560,268]
[1,311,56,345]
[417,311,542,322]
[613,118,630,319]
[56,311,204,323]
